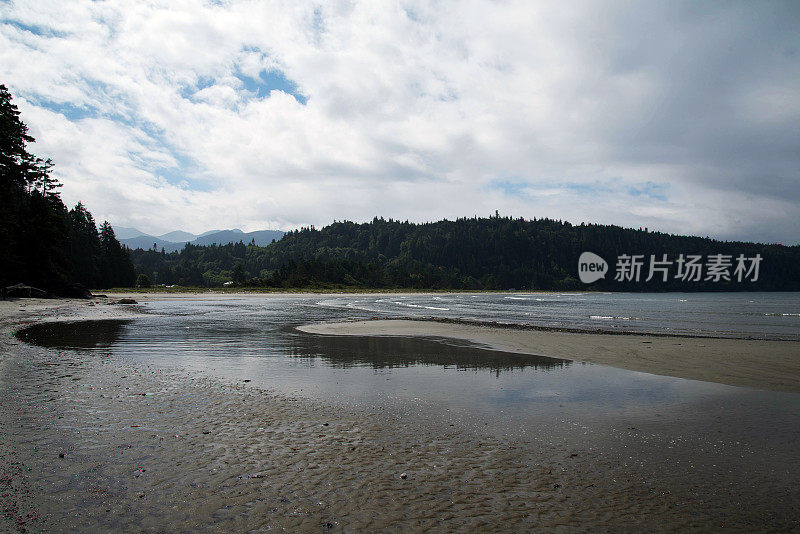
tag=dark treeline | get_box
[0,84,135,291]
[130,216,800,291]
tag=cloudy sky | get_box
[1,1,798,244]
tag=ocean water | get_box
[19,293,800,427]
[317,291,800,340]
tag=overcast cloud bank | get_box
[1,0,798,243]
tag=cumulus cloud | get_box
[1,0,798,243]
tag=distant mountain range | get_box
[115,227,285,252]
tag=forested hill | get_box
[130,216,800,291]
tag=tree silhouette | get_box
[0,84,135,290]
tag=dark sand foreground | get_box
[2,296,799,532]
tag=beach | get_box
[2,294,799,532]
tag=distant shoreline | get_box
[99,286,800,294]
[98,287,606,294]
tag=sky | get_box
[1,1,799,244]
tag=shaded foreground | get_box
[1,298,799,532]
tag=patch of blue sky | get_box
[489,179,614,198]
[22,78,209,193]
[0,18,67,38]
[127,144,213,193]
[489,179,667,201]
[490,180,531,197]
[31,97,132,127]
[311,7,325,44]
[627,181,667,201]
[133,133,214,192]
[178,76,216,102]
[562,182,616,195]
[402,7,421,23]
[234,68,307,105]
[33,99,96,121]
[437,87,459,102]
[26,77,134,123]
[154,161,214,192]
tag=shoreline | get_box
[298,319,800,394]
[59,289,800,342]
[2,296,799,531]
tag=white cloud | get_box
[1,0,799,243]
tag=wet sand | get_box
[2,296,799,532]
[299,319,800,394]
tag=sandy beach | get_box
[2,295,799,532]
[299,319,800,394]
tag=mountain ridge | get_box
[116,227,285,252]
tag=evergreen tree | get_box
[99,221,136,288]
[0,83,145,292]
[0,84,69,288]
[67,202,102,287]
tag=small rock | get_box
[399,473,407,479]
[118,298,137,304]
[58,453,65,458]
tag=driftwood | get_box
[1,282,93,300]
[2,283,50,299]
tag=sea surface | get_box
[318,291,800,340]
[20,292,800,435]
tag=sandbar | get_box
[299,319,800,393]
